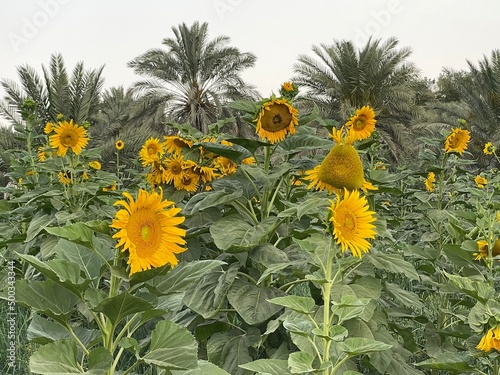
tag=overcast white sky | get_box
[1,0,500,112]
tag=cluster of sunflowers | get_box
[139,135,255,193]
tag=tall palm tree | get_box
[128,21,259,134]
[293,37,424,160]
[1,53,104,129]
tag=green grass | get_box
[0,299,33,374]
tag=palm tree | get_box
[128,21,259,134]
[293,37,424,160]
[90,86,166,170]
[0,53,104,129]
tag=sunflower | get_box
[163,135,193,155]
[102,183,117,192]
[49,120,89,156]
[305,143,364,193]
[110,189,186,275]
[37,147,49,162]
[425,172,436,192]
[477,325,500,352]
[345,106,376,141]
[115,140,124,150]
[174,170,200,193]
[474,239,500,261]
[214,156,237,176]
[163,155,185,184]
[329,189,377,257]
[475,175,487,188]
[444,128,470,155]
[483,142,495,155]
[139,138,164,166]
[254,98,299,143]
[44,122,55,134]
[184,160,217,183]
[58,171,71,185]
[89,160,101,170]
[242,156,256,165]
[282,82,294,92]
[279,81,298,99]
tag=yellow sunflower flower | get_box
[37,147,49,162]
[163,155,185,185]
[483,142,495,155]
[163,135,193,155]
[475,175,487,188]
[214,156,237,176]
[89,160,101,170]
[115,140,124,150]
[58,171,71,185]
[49,120,89,156]
[110,189,186,275]
[304,140,364,193]
[102,183,117,192]
[254,98,299,144]
[184,160,217,184]
[425,172,436,192]
[242,156,256,165]
[345,106,376,141]
[474,239,500,261]
[444,128,470,155]
[174,170,200,193]
[282,82,294,92]
[139,138,164,166]
[44,122,55,134]
[329,189,377,257]
[477,325,500,352]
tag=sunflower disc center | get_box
[261,104,292,132]
[354,117,365,130]
[141,225,151,241]
[60,130,78,147]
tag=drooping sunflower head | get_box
[483,142,495,155]
[425,172,436,192]
[328,189,377,257]
[345,106,376,141]
[139,138,164,166]
[254,98,299,144]
[110,189,187,275]
[476,325,500,352]
[444,128,471,155]
[49,120,89,157]
[474,239,500,261]
[475,175,487,188]
[115,140,125,150]
[214,156,237,176]
[163,135,193,155]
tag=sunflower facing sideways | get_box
[329,189,377,257]
[254,98,299,144]
[49,120,89,156]
[110,189,186,275]
[444,128,470,155]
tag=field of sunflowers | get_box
[1,82,500,375]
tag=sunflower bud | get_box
[317,144,364,190]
